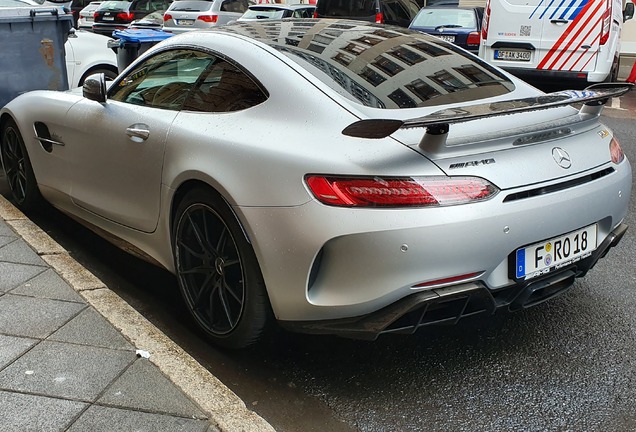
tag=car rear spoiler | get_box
[342,83,632,152]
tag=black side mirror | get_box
[624,2,634,21]
[83,73,107,103]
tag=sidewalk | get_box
[0,195,274,432]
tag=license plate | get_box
[177,19,195,25]
[515,224,597,280]
[102,16,114,21]
[436,35,455,43]
[494,49,531,61]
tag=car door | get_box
[64,49,215,233]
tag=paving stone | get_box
[49,307,133,350]
[99,358,207,419]
[68,405,210,432]
[0,221,16,236]
[0,238,47,267]
[0,335,38,370]
[0,340,136,402]
[0,262,45,293]
[0,294,85,338]
[0,390,87,432]
[11,268,84,303]
[0,235,14,248]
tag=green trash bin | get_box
[0,6,73,107]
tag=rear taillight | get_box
[482,0,491,40]
[197,14,218,22]
[305,176,498,207]
[600,0,612,45]
[610,137,624,164]
[93,11,98,19]
[117,12,134,21]
[375,12,383,23]
[163,13,172,21]
[467,31,480,46]
[312,10,318,18]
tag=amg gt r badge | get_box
[449,158,496,169]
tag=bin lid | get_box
[112,28,174,43]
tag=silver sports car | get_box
[1,19,632,348]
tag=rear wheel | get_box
[172,187,271,349]
[0,118,43,211]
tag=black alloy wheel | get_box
[0,118,43,211]
[173,188,271,349]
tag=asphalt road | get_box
[1,91,635,432]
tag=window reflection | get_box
[222,20,514,109]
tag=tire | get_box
[0,118,43,211]
[172,187,272,349]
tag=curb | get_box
[0,195,275,432]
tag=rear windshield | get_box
[169,0,211,11]
[225,20,515,109]
[241,7,287,19]
[411,8,477,28]
[97,0,130,9]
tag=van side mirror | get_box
[624,2,634,21]
[83,73,107,103]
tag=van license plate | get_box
[515,224,597,280]
[494,49,531,61]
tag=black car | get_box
[92,0,172,36]
[313,0,419,28]
[408,6,483,54]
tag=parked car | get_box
[162,0,252,33]
[77,0,102,29]
[92,0,172,36]
[313,0,419,27]
[236,3,315,21]
[1,20,631,349]
[66,29,118,86]
[409,6,483,54]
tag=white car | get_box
[65,29,118,88]
[77,0,102,29]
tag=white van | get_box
[479,0,634,84]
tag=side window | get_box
[182,58,268,113]
[109,50,214,110]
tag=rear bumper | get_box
[280,223,627,340]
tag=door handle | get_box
[126,124,150,142]
[550,19,569,24]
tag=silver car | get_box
[0,20,632,349]
[162,0,252,33]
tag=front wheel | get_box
[0,118,43,211]
[172,187,272,349]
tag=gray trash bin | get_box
[0,6,73,108]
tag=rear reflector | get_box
[412,272,482,288]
